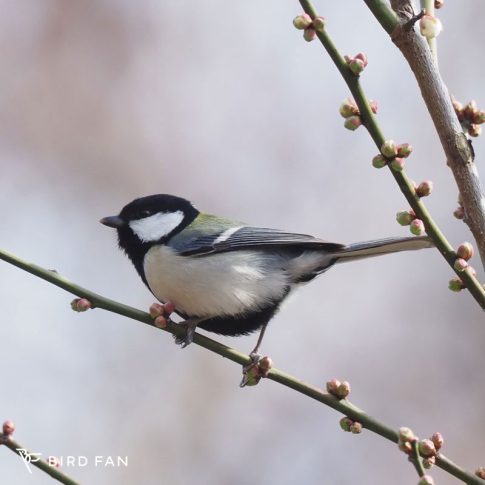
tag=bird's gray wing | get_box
[171,226,344,256]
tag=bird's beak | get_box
[100,215,125,228]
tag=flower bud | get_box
[372,154,387,169]
[418,475,435,485]
[149,303,164,318]
[381,140,398,158]
[423,456,436,469]
[339,98,359,118]
[397,143,413,158]
[468,124,481,137]
[354,52,368,66]
[434,0,444,8]
[2,420,14,436]
[456,242,474,261]
[350,421,362,434]
[464,100,478,119]
[312,16,326,32]
[472,110,485,125]
[475,467,485,479]
[339,417,353,432]
[70,298,92,312]
[396,211,413,226]
[416,181,433,197]
[258,356,273,377]
[448,278,464,292]
[398,439,413,454]
[454,258,469,272]
[336,380,351,399]
[419,14,442,39]
[326,378,341,395]
[410,219,425,236]
[431,432,443,450]
[154,315,168,328]
[390,157,405,171]
[349,58,366,75]
[453,206,464,219]
[369,100,378,114]
[293,13,312,30]
[303,28,316,42]
[399,427,415,443]
[344,115,362,131]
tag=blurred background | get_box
[1,1,484,484]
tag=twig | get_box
[298,0,485,308]
[365,0,485,270]
[1,435,79,485]
[0,248,482,484]
[421,0,438,62]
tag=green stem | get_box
[2,437,80,485]
[0,248,482,484]
[299,0,485,310]
[411,439,426,477]
[363,0,398,34]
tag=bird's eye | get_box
[140,210,151,218]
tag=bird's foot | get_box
[173,318,203,348]
[149,301,175,328]
[240,353,273,388]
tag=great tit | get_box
[100,194,433,353]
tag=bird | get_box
[100,194,433,356]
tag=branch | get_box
[1,433,79,485]
[0,248,483,484]
[365,0,485,269]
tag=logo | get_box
[16,449,43,474]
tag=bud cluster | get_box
[243,356,273,386]
[395,208,426,237]
[452,96,485,138]
[292,13,325,42]
[339,417,362,434]
[449,242,476,292]
[372,140,413,172]
[344,52,368,76]
[326,378,351,399]
[339,98,377,132]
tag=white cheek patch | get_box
[129,211,184,242]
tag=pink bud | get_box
[423,456,436,469]
[390,157,405,171]
[457,242,474,261]
[418,475,435,485]
[468,124,481,137]
[154,315,168,328]
[396,211,414,226]
[354,52,368,66]
[292,13,312,30]
[350,421,362,434]
[343,115,362,131]
[303,28,316,42]
[453,206,464,220]
[349,58,366,75]
[454,258,469,272]
[70,298,92,312]
[312,16,325,32]
[149,303,164,318]
[431,432,443,450]
[397,143,413,158]
[258,356,273,377]
[399,427,415,443]
[410,219,425,236]
[369,100,378,114]
[336,381,351,399]
[339,98,359,118]
[416,181,433,197]
[2,420,15,436]
[326,378,341,395]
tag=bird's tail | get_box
[333,236,434,263]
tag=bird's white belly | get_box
[143,245,289,318]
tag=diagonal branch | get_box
[0,248,483,484]
[365,0,485,269]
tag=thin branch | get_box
[298,0,485,308]
[421,0,438,62]
[365,0,485,269]
[1,435,80,485]
[0,248,482,484]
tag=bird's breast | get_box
[143,245,290,318]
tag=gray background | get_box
[1,1,483,484]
